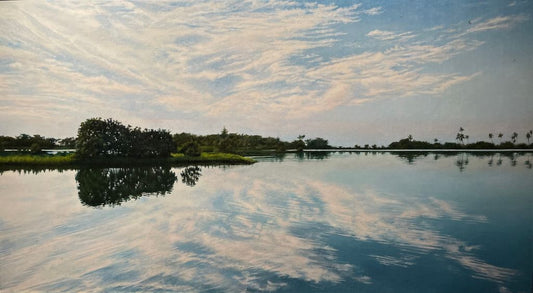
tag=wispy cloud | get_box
[367,29,415,41]
[0,1,530,138]
[363,7,383,16]
[466,15,529,33]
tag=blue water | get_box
[0,152,531,292]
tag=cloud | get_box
[0,1,528,137]
[367,29,415,41]
[363,7,383,16]
[466,15,529,34]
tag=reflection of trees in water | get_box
[455,153,469,172]
[181,166,201,187]
[295,151,331,160]
[389,151,532,171]
[390,152,430,164]
[76,167,177,207]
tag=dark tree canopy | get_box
[76,118,175,158]
[305,137,330,149]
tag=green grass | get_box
[0,153,77,165]
[171,152,255,164]
[0,152,254,168]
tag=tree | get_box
[30,143,42,154]
[76,118,175,158]
[456,127,465,145]
[498,133,503,144]
[59,137,77,148]
[180,141,201,157]
[526,130,532,144]
[293,135,306,152]
[511,132,518,144]
[488,133,493,144]
[305,137,330,149]
[221,127,228,139]
[456,133,464,145]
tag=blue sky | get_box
[1,0,532,146]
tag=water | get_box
[1,152,531,292]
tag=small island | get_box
[0,118,255,169]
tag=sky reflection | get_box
[0,153,531,292]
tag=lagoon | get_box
[0,152,531,292]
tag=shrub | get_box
[180,141,201,157]
[30,143,42,154]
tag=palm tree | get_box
[498,133,503,144]
[511,132,518,144]
[488,133,493,144]
[456,127,465,145]
[407,134,413,141]
[465,135,469,145]
[527,130,532,144]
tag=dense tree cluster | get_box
[76,118,175,158]
[305,137,330,149]
[173,131,288,154]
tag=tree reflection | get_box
[295,151,331,160]
[455,153,469,172]
[181,166,201,187]
[388,151,532,171]
[76,167,177,207]
[389,151,430,164]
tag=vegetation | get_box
[76,118,175,158]
[171,152,255,164]
[0,134,76,152]
[0,152,76,165]
[1,120,532,170]
[172,128,332,155]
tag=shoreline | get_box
[0,152,255,170]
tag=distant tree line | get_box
[172,130,331,155]
[0,134,76,153]
[387,128,532,150]
[3,121,531,156]
[76,118,175,158]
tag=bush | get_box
[30,143,42,154]
[180,141,201,157]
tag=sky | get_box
[1,0,532,146]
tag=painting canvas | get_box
[1,1,532,292]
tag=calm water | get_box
[1,152,532,292]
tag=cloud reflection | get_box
[0,157,525,292]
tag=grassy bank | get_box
[0,153,77,165]
[0,152,255,168]
[171,153,256,164]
